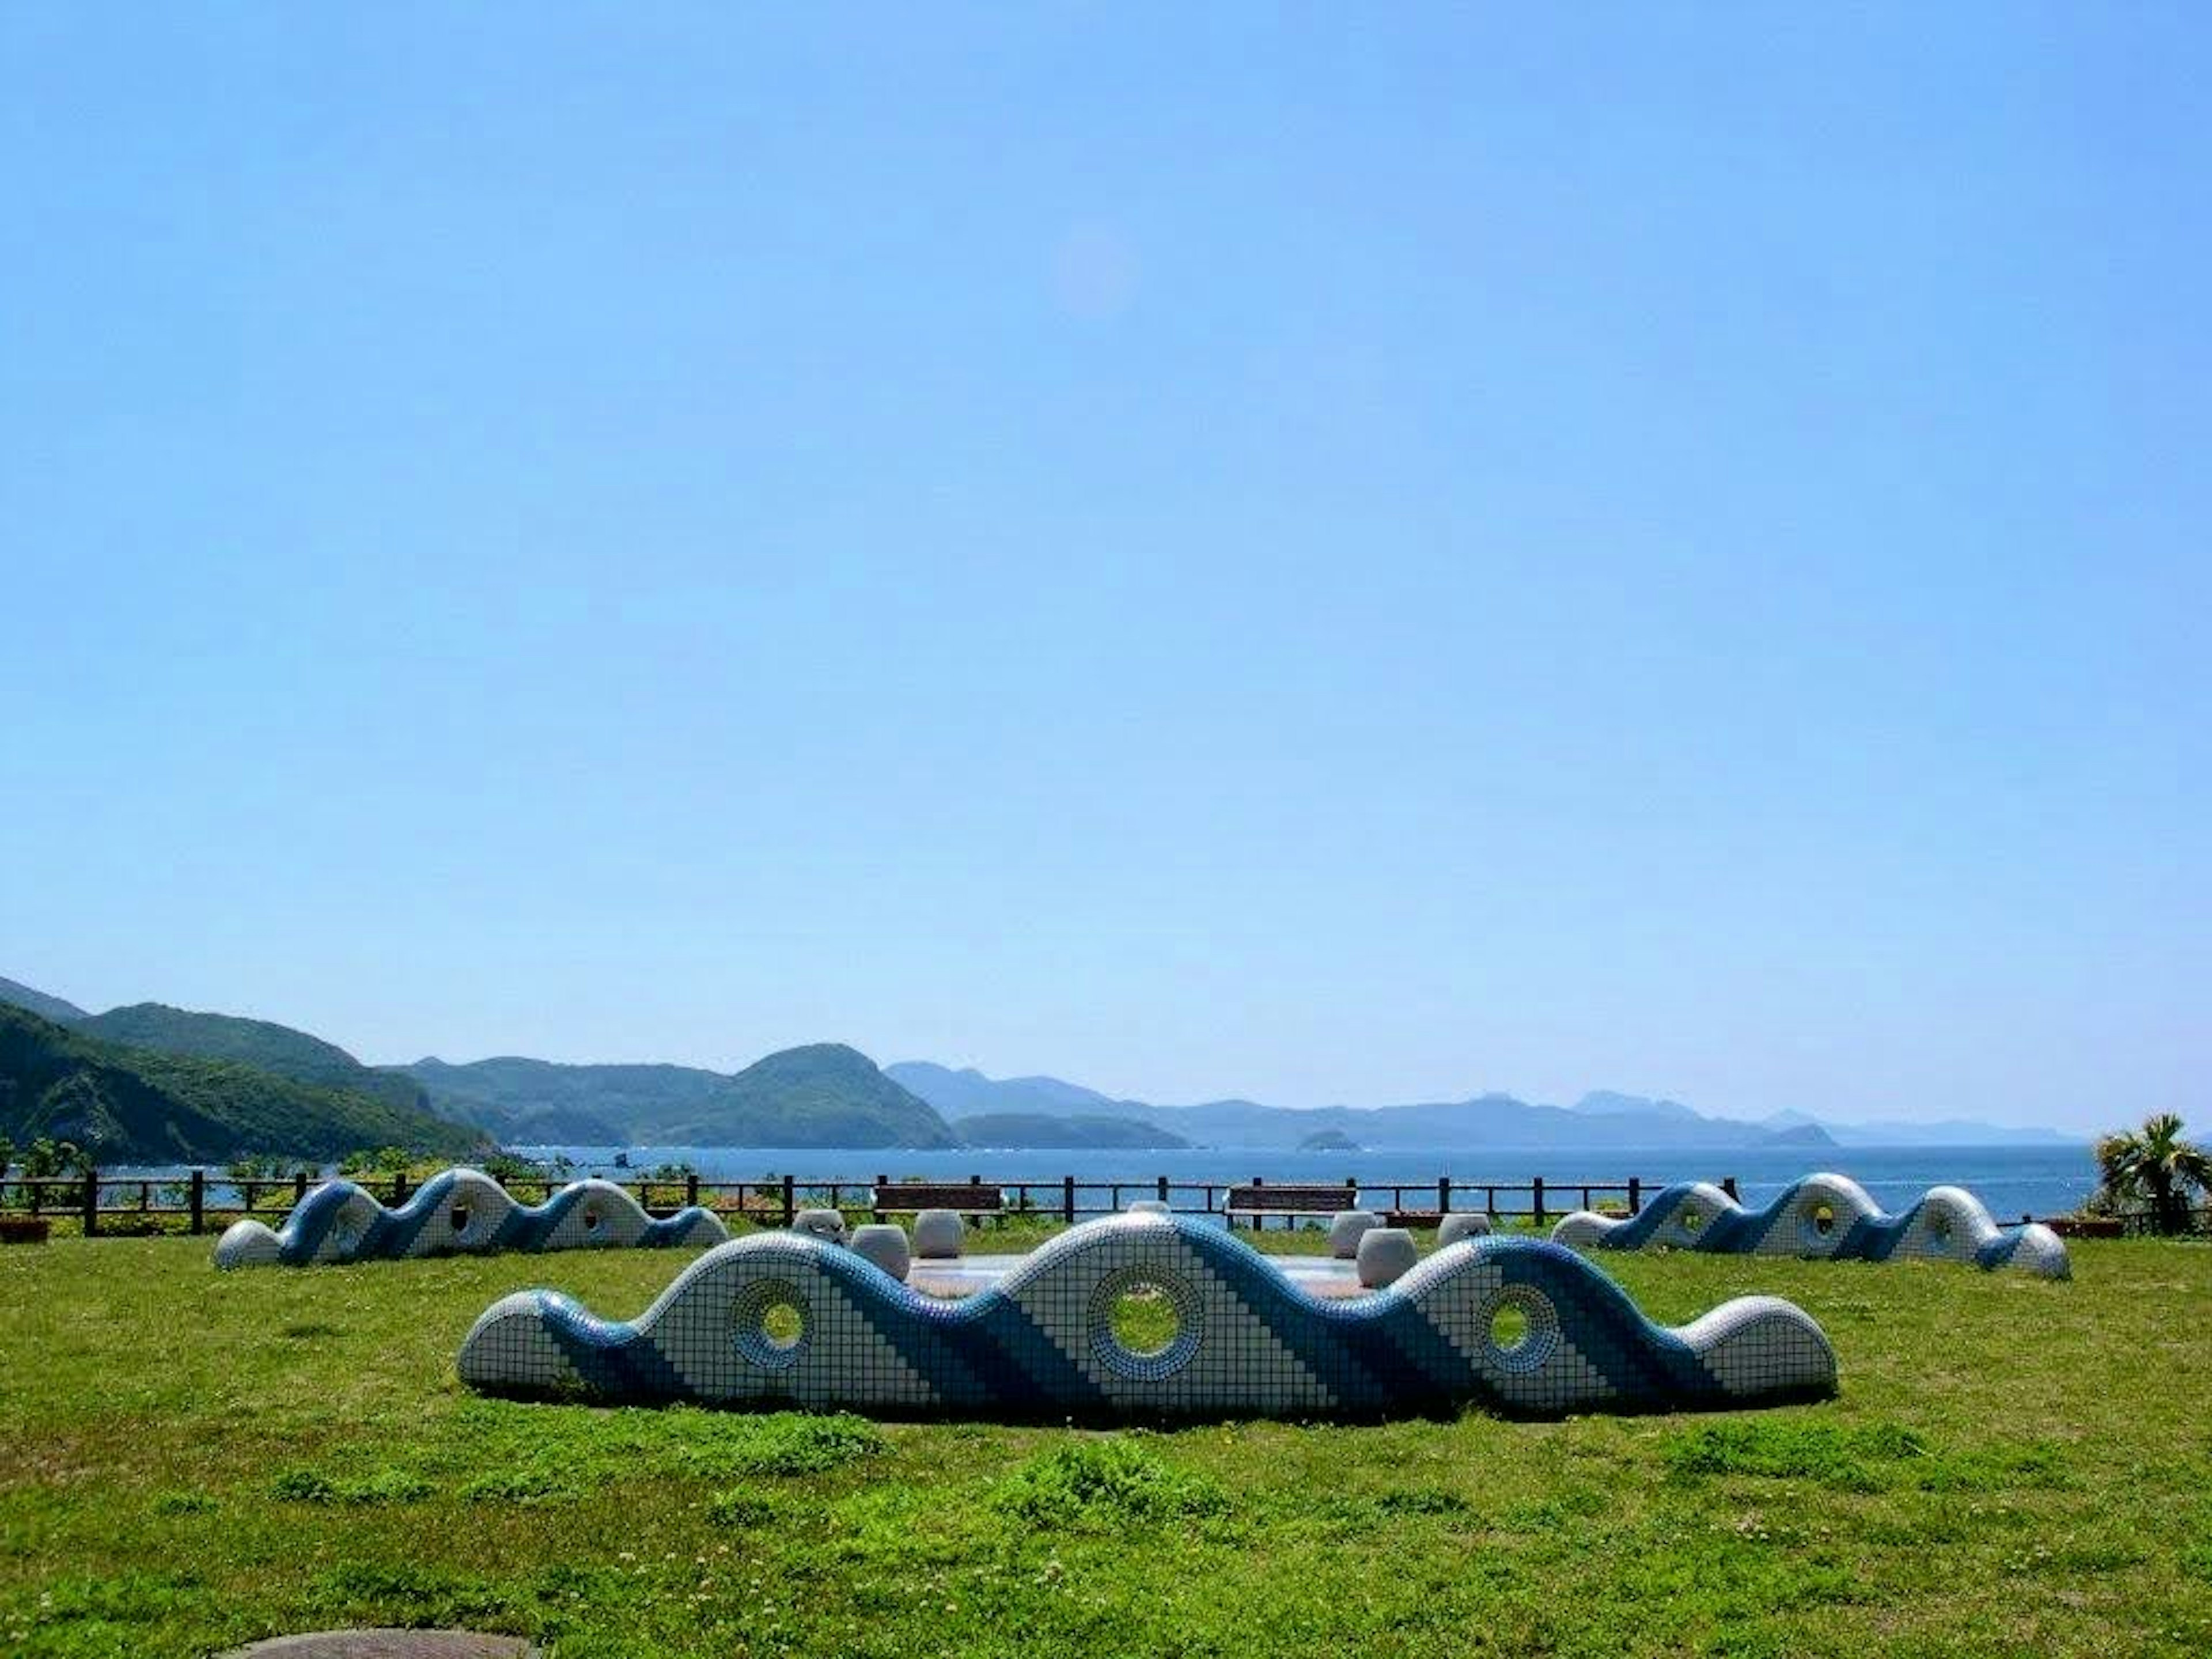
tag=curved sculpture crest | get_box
[213,1168,728,1268]
[1552,1172,2071,1279]
[457,1211,1836,1419]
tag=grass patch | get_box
[993,1437,1229,1527]
[1664,1419,1932,1490]
[0,1232,2206,1656]
[271,1465,434,1505]
[1665,1419,2075,1495]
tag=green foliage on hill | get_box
[952,1112,1193,1150]
[401,1056,733,1138]
[0,1004,481,1164]
[402,1043,959,1148]
[692,1044,959,1147]
[78,1002,436,1117]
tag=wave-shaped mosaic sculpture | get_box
[457,1211,1836,1419]
[214,1168,728,1268]
[1551,1172,2070,1279]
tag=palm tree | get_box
[2094,1113,2212,1235]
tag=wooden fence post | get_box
[189,1169,206,1235]
[1438,1174,1452,1215]
[1157,1174,1169,1203]
[1062,1175,1076,1225]
[781,1174,796,1226]
[1531,1175,1546,1226]
[684,1172,699,1209]
[294,1171,309,1205]
[82,1168,99,1237]
[1627,1176,1641,1215]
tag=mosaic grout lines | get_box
[456,1212,1838,1420]
[1551,1172,2072,1279]
[213,1168,728,1268]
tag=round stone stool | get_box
[1327,1209,1381,1259]
[850,1222,911,1281]
[912,1208,965,1259]
[791,1207,848,1244]
[1355,1226,1419,1288]
[1437,1210,1493,1248]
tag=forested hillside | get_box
[0,1005,482,1163]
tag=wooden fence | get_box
[0,1169,1685,1236]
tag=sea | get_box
[504,1140,2099,1222]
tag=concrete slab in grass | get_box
[219,1631,537,1658]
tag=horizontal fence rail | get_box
[0,1170,2180,1238]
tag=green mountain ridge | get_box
[0,975,90,1025]
[400,1044,959,1149]
[78,1002,435,1118]
[0,975,965,1154]
[0,1003,482,1164]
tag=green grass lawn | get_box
[2,1229,2207,1658]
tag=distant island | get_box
[885,1063,2080,1153]
[0,971,2083,1163]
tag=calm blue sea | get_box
[512,1140,2099,1221]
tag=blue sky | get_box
[3,5,2204,1132]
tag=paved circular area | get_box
[219,1631,537,1657]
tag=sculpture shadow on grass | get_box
[213,1168,728,1268]
[457,1211,1836,1421]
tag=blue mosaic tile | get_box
[457,1213,1837,1419]
[1552,1172,2071,1279]
[213,1168,728,1268]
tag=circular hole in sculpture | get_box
[1089,1264,1202,1381]
[759,1298,804,1350]
[1810,1202,1835,1237]
[1926,1210,1950,1241]
[450,1203,472,1234]
[1108,1282,1180,1358]
[733,1279,810,1370]
[1679,1206,1703,1233]
[1481,1286,1560,1374]
[582,1207,602,1233]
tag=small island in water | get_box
[1298,1128,1361,1153]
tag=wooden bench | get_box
[1382,1209,1445,1230]
[870,1181,1006,1224]
[2047,1215,2122,1239]
[1225,1181,1359,1230]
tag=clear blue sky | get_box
[3,5,2204,1132]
